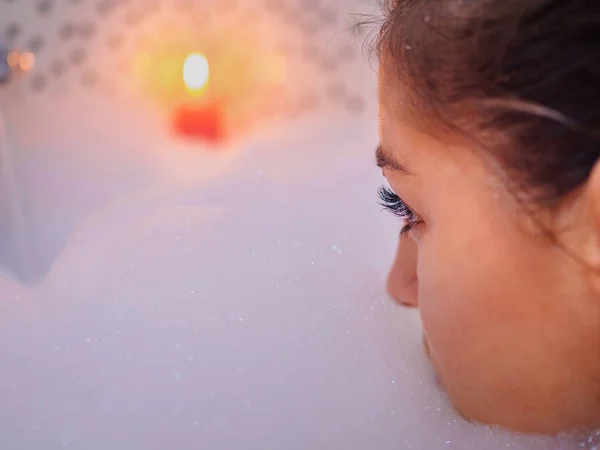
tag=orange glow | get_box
[7,51,20,68]
[132,52,152,79]
[132,51,189,102]
[18,52,35,72]
[158,55,181,87]
[129,25,289,135]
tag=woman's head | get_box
[376,0,600,434]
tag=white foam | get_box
[0,115,594,449]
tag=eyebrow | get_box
[375,144,410,173]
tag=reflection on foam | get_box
[0,110,38,282]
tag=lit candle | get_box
[172,52,225,144]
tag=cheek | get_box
[412,170,525,370]
[413,209,570,394]
[416,244,495,368]
[414,220,527,380]
[413,222,600,428]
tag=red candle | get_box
[173,103,225,144]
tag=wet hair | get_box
[376,0,600,206]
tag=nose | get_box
[386,234,419,307]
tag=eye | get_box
[378,186,422,237]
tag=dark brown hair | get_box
[376,0,600,206]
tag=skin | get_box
[378,66,600,434]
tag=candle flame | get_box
[183,53,209,92]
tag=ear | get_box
[581,160,600,293]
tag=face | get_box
[378,69,600,434]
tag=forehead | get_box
[377,70,482,179]
[377,64,427,139]
[377,70,421,147]
[378,75,406,153]
[378,66,402,118]
[377,63,476,154]
[376,60,515,209]
[377,82,429,173]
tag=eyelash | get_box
[378,186,422,237]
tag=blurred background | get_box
[0,1,593,449]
